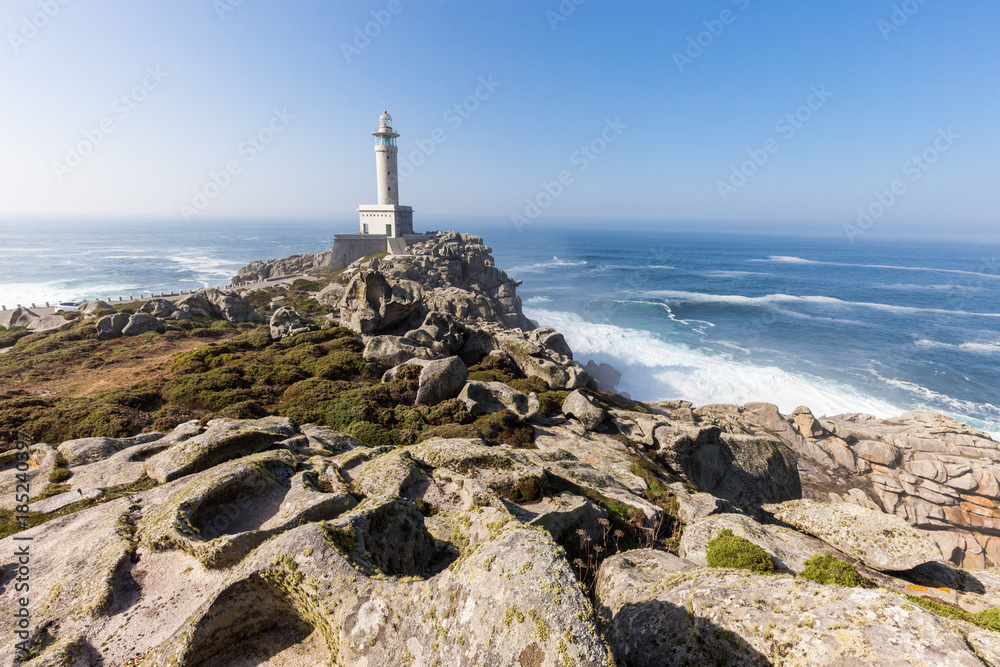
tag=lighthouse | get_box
[357,110,414,237]
[330,110,425,271]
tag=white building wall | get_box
[375,144,399,205]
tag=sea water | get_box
[1,219,997,435]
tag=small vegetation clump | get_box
[706,529,778,574]
[798,555,872,588]
[905,595,1000,633]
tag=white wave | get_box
[648,289,1000,319]
[524,307,904,418]
[701,270,772,278]
[874,283,984,292]
[593,264,676,271]
[166,255,245,286]
[0,280,143,307]
[523,296,553,306]
[507,258,588,274]
[916,339,1000,355]
[868,370,1000,423]
[752,256,1000,280]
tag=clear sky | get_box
[0,0,997,237]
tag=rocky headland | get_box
[2,231,1000,665]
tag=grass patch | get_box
[905,595,1000,633]
[706,529,777,574]
[799,555,872,588]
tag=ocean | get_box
[2,220,998,436]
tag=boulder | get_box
[79,299,114,314]
[408,438,545,502]
[140,298,192,320]
[269,306,317,339]
[315,282,345,307]
[122,312,166,336]
[855,439,902,467]
[96,312,129,340]
[363,335,436,367]
[666,482,728,524]
[0,307,38,329]
[338,270,421,334]
[764,499,943,571]
[404,310,467,356]
[492,328,590,390]
[596,553,991,667]
[175,287,263,323]
[26,313,72,332]
[562,389,606,430]
[458,380,530,418]
[58,432,166,467]
[143,416,298,483]
[415,355,468,406]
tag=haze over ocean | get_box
[3,219,997,436]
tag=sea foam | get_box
[525,306,903,418]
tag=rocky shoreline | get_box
[2,230,1000,665]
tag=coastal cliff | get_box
[2,231,1000,665]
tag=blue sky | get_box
[0,0,997,237]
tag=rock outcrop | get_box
[175,287,263,323]
[232,248,333,283]
[765,498,943,571]
[698,402,1000,569]
[269,306,317,339]
[597,552,995,667]
[333,232,531,332]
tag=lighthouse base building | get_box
[330,110,429,271]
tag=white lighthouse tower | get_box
[357,110,414,237]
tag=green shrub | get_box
[290,278,325,292]
[231,326,273,350]
[799,555,871,588]
[975,609,1000,632]
[219,400,268,419]
[49,467,71,484]
[346,420,397,448]
[311,349,368,380]
[472,410,534,448]
[706,529,777,574]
